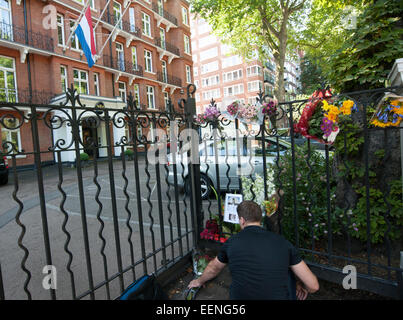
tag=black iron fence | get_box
[0,85,198,300]
[192,86,403,299]
[0,84,402,299]
[0,21,54,52]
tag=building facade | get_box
[191,15,301,130]
[190,15,276,115]
[0,0,192,167]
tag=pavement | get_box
[0,159,218,300]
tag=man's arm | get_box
[290,260,319,293]
[188,257,226,288]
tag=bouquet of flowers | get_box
[371,95,403,128]
[226,101,240,118]
[238,103,260,124]
[194,105,221,125]
[294,89,357,144]
[262,98,278,117]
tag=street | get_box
[0,158,215,300]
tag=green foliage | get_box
[269,144,338,246]
[79,152,89,161]
[299,55,325,95]
[324,0,403,91]
[334,118,403,244]
[124,149,134,160]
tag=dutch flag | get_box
[75,7,96,68]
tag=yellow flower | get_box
[322,100,331,112]
[340,100,354,115]
[392,106,403,115]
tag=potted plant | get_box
[124,148,134,161]
[79,152,90,167]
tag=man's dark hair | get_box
[237,201,262,223]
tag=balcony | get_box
[264,74,275,85]
[154,37,179,60]
[151,2,178,31]
[265,61,276,72]
[157,71,182,87]
[0,21,54,53]
[0,88,55,105]
[103,54,144,77]
[101,12,142,41]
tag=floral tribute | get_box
[199,219,228,243]
[194,105,221,125]
[196,98,279,126]
[294,89,357,144]
[370,97,403,128]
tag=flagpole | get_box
[93,0,112,31]
[94,0,133,62]
[63,0,93,52]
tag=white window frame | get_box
[247,80,263,93]
[74,0,95,9]
[70,21,82,51]
[163,91,169,110]
[146,85,155,109]
[0,55,17,102]
[144,49,153,73]
[185,65,192,84]
[94,72,100,96]
[161,60,167,82]
[133,83,140,106]
[132,46,138,69]
[129,7,136,32]
[142,12,151,38]
[184,34,191,55]
[1,117,22,153]
[246,65,262,77]
[113,1,123,29]
[73,69,89,94]
[181,6,189,26]
[118,81,126,102]
[57,14,65,47]
[60,65,68,93]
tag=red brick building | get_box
[0,0,192,167]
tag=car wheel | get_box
[185,174,212,200]
[0,176,8,185]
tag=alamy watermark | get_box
[342,265,357,290]
[42,265,57,290]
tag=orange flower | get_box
[340,100,354,115]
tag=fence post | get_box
[184,84,203,248]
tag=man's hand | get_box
[296,282,308,300]
[188,278,203,289]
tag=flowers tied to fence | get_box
[195,98,279,127]
[294,89,358,144]
[370,96,403,128]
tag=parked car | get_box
[166,137,293,199]
[0,156,9,185]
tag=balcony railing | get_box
[101,12,142,38]
[154,37,180,56]
[265,61,276,71]
[103,54,144,77]
[157,71,182,87]
[151,2,178,26]
[264,74,275,85]
[0,21,54,52]
[0,88,55,105]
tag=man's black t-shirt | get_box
[217,225,302,300]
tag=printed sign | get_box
[223,194,243,224]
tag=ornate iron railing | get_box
[154,37,180,56]
[151,2,178,26]
[102,54,143,77]
[0,21,54,52]
[157,71,182,87]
